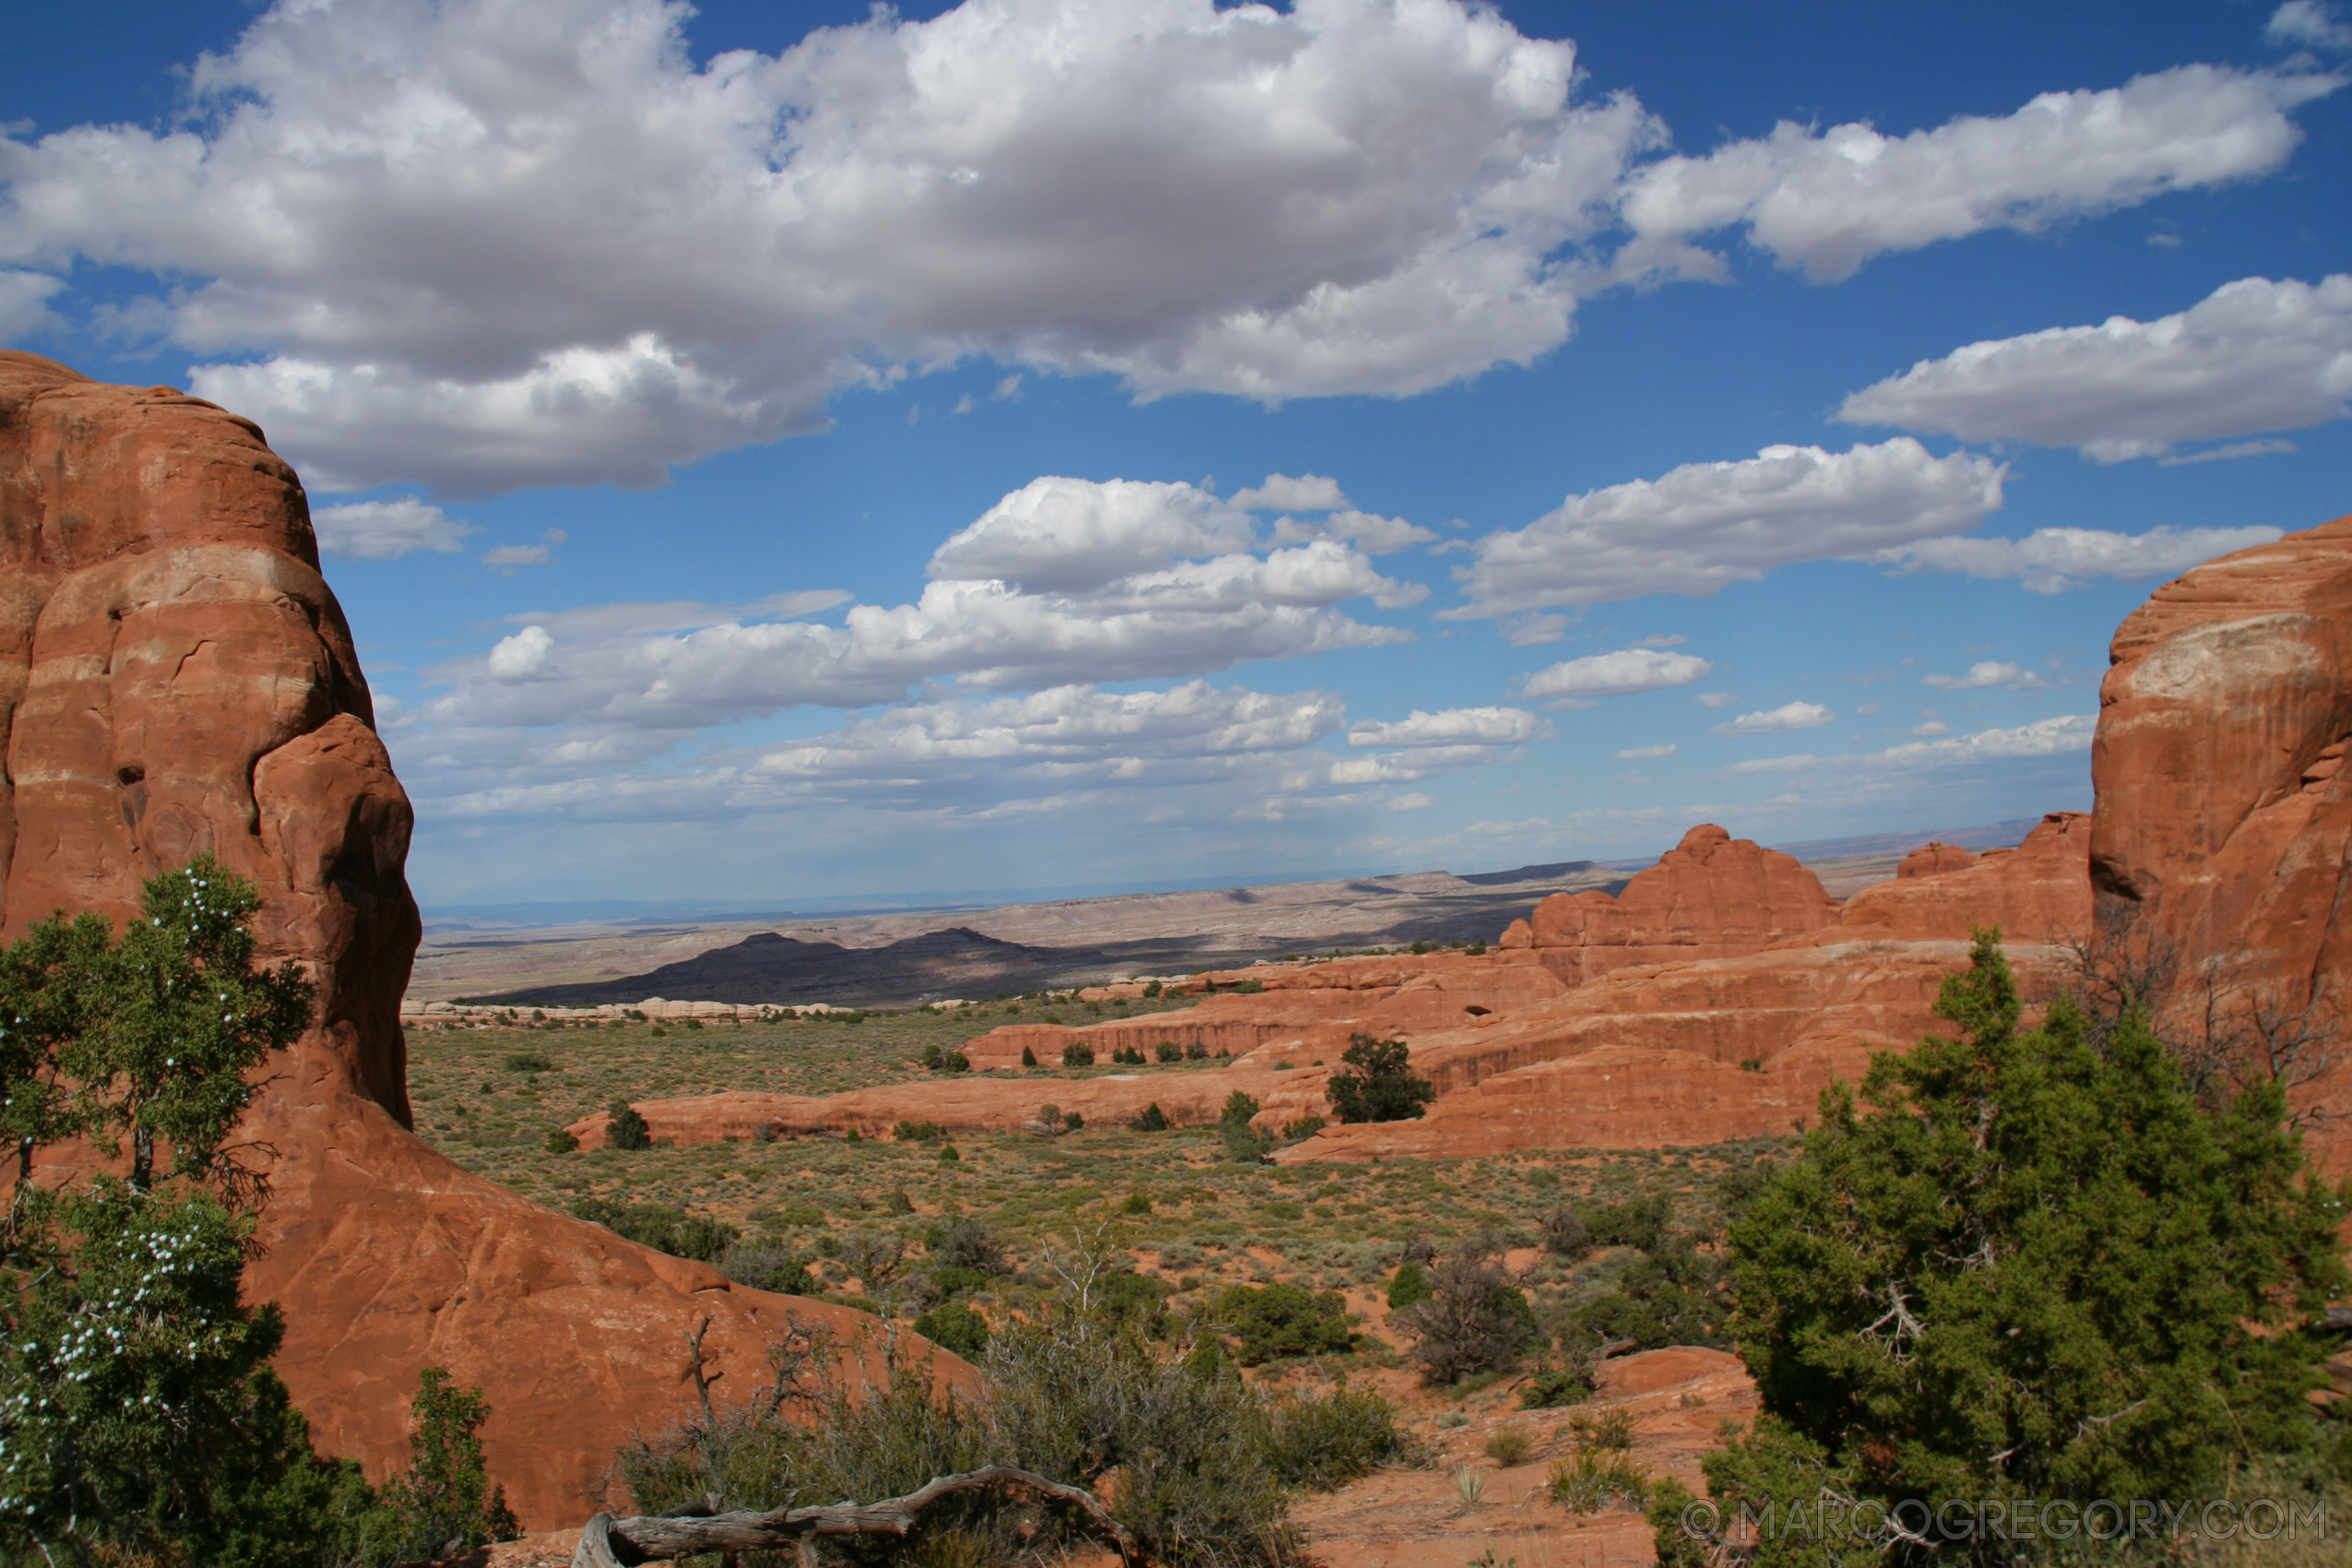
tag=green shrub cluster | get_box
[620,1269,1417,1568]
[571,1196,740,1263]
[1657,934,2352,1568]
[0,861,518,1566]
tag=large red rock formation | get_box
[2088,514,2352,1153]
[0,352,921,1529]
[1498,825,1838,982]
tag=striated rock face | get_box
[0,351,416,1122]
[1515,825,1839,983]
[2089,514,2352,1150]
[0,353,926,1530]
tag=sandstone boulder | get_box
[0,353,930,1529]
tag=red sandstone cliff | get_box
[2088,513,2352,1153]
[0,352,926,1529]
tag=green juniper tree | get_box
[0,858,352,1564]
[1657,932,2351,1567]
[0,859,518,1566]
[1324,1033,1435,1124]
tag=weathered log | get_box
[571,1465,1145,1568]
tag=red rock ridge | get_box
[1496,825,1838,982]
[0,352,932,1530]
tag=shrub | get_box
[893,1120,946,1142]
[1386,1263,1432,1311]
[1123,1192,1154,1215]
[913,1301,992,1358]
[544,1126,579,1153]
[921,1042,944,1068]
[1566,1407,1635,1452]
[1185,1040,1208,1060]
[1156,1041,1182,1062]
[1571,1241,1728,1350]
[1395,1244,1538,1386]
[929,1218,1009,1276]
[1484,1423,1536,1467]
[1679,933,2352,1567]
[883,1190,914,1215]
[1519,1349,1597,1409]
[719,1242,816,1296]
[1129,1101,1171,1132]
[1220,1089,1261,1125]
[1584,1194,1671,1253]
[1324,1033,1436,1123]
[1021,1046,1037,1066]
[572,1199,739,1263]
[1264,1385,1418,1489]
[504,1051,554,1073]
[1143,980,1163,997]
[1218,1282,1355,1364]
[1538,1205,1588,1258]
[940,1050,970,1073]
[605,1099,652,1150]
[362,1368,523,1558]
[1548,1449,1653,1514]
[1063,1111,1084,1131]
[1278,1114,1324,1142]
[1062,1041,1096,1066]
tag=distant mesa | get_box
[1454,860,1601,885]
[481,925,1074,1008]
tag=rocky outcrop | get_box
[2088,514,2352,1149]
[1835,812,2092,944]
[1499,826,1838,983]
[962,952,1568,1069]
[0,353,927,1529]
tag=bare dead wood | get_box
[570,1464,1146,1568]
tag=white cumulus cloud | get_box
[1921,660,2047,691]
[1520,647,1713,706]
[1728,712,2096,774]
[0,270,64,339]
[312,497,478,560]
[2270,2,2352,53]
[420,474,1412,732]
[1837,275,2352,461]
[0,0,1657,493]
[1880,524,2284,593]
[1621,66,2339,284]
[1348,707,1541,748]
[1230,474,1351,512]
[930,477,1255,592]
[1451,439,2003,615]
[1714,700,1833,735]
[3,1,2332,494]
[1614,742,1676,759]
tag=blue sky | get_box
[5,0,2347,909]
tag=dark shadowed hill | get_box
[480,926,1098,1007]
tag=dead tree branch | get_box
[570,1465,1146,1568]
